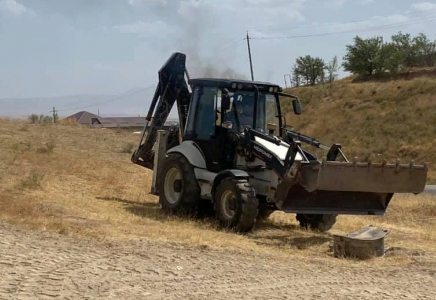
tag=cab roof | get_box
[189,78,282,92]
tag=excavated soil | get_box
[1,222,435,299]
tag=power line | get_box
[249,14,436,40]
[56,76,159,112]
[57,85,156,113]
[54,94,109,111]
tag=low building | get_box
[65,111,178,131]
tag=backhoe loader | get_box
[131,52,428,232]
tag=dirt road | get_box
[0,223,435,300]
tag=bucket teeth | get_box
[353,156,358,169]
[409,159,415,169]
[395,158,401,172]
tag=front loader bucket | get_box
[275,160,428,215]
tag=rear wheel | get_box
[158,153,200,214]
[215,178,258,232]
[296,214,337,232]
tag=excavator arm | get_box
[131,53,191,169]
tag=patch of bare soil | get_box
[1,222,435,300]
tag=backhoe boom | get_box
[132,53,190,169]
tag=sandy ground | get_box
[1,222,435,300]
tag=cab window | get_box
[194,87,218,139]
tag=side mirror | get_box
[292,99,301,115]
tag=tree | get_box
[343,36,385,76]
[326,56,340,83]
[413,33,436,67]
[291,64,301,87]
[293,55,325,86]
[381,43,404,75]
[390,32,436,68]
[391,32,416,68]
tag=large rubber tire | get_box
[158,153,201,214]
[214,178,259,232]
[296,214,337,232]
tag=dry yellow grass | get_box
[0,118,435,266]
[284,76,436,183]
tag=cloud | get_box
[0,0,34,16]
[411,2,436,12]
[319,13,409,34]
[332,0,346,6]
[285,9,305,22]
[91,62,117,72]
[245,0,274,3]
[114,20,168,35]
[128,0,167,6]
[331,0,375,6]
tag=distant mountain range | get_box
[0,87,177,118]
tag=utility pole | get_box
[51,107,58,123]
[245,31,254,81]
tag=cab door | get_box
[184,86,227,173]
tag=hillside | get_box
[283,76,436,183]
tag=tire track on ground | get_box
[0,223,435,299]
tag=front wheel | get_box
[214,178,258,232]
[296,214,337,232]
[158,153,200,214]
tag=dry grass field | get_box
[0,118,435,263]
[1,116,436,298]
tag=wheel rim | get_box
[220,190,237,219]
[164,167,182,204]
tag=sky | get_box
[1,0,436,116]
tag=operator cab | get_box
[184,78,284,172]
